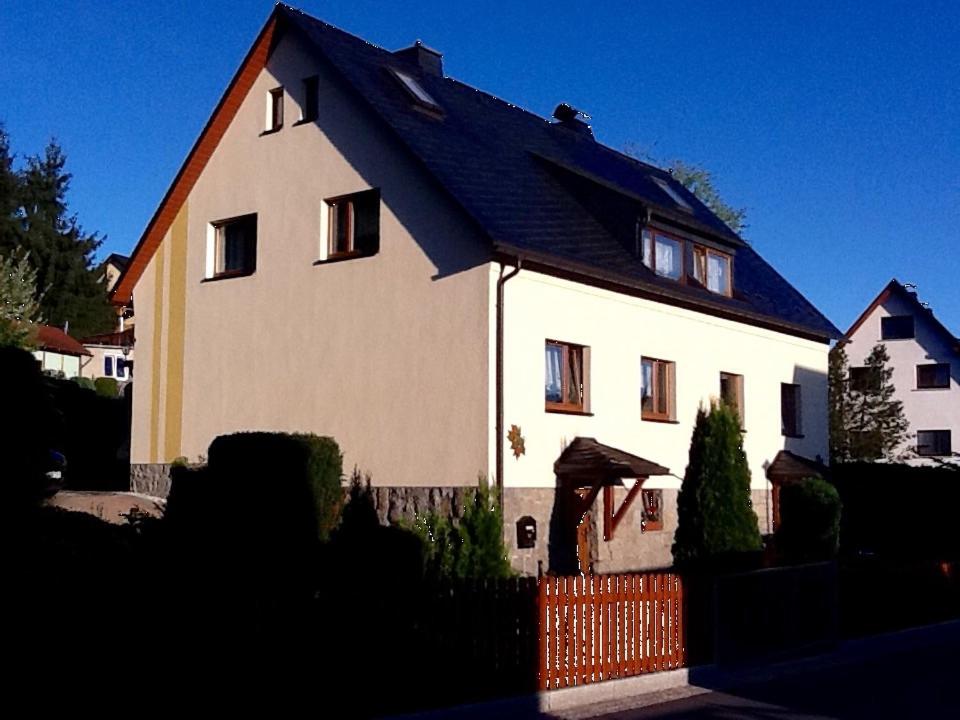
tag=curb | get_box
[386,619,960,719]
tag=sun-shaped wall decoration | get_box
[507,424,526,458]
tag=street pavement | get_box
[552,630,959,720]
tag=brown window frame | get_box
[641,356,676,422]
[545,340,588,413]
[268,87,284,132]
[642,227,734,295]
[781,382,802,438]
[916,363,950,389]
[880,315,914,340]
[719,372,745,427]
[692,244,733,297]
[640,488,663,532]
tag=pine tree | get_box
[828,344,852,463]
[0,249,42,348]
[0,132,114,339]
[844,344,910,460]
[673,402,762,568]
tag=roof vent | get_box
[392,40,443,77]
[553,103,594,139]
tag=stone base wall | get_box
[503,486,774,576]
[130,464,174,497]
[365,486,475,525]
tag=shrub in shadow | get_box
[93,376,119,398]
[0,346,58,507]
[776,477,842,563]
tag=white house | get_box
[31,324,91,379]
[110,5,838,573]
[843,280,959,466]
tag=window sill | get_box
[642,526,664,534]
[259,126,283,136]
[292,118,317,127]
[642,416,679,424]
[782,433,805,439]
[545,405,593,417]
[314,251,376,266]
[202,270,255,283]
[914,387,951,391]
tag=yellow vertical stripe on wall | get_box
[149,244,166,463]
[163,202,189,461]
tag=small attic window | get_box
[653,177,693,212]
[390,68,440,111]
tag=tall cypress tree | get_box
[0,131,114,339]
[673,402,762,568]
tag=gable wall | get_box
[845,293,960,463]
[130,29,493,486]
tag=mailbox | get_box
[516,515,537,549]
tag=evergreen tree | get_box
[843,343,910,460]
[672,402,762,568]
[828,344,852,463]
[0,131,114,339]
[0,249,42,348]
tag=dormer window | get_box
[653,177,692,212]
[642,227,733,295]
[641,229,682,280]
[390,68,440,112]
[693,245,732,296]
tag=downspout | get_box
[496,257,522,517]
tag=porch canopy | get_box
[554,437,671,541]
[765,450,829,531]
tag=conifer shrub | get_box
[673,402,762,569]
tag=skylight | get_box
[653,177,693,212]
[390,68,440,111]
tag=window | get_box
[641,229,683,281]
[266,87,283,132]
[917,430,951,457]
[881,315,914,340]
[641,357,676,421]
[104,356,113,377]
[323,189,380,259]
[720,372,744,426]
[545,341,588,412]
[652,177,692,212]
[640,489,663,532]
[211,214,257,278]
[917,363,950,389]
[693,245,732,296]
[781,383,802,437]
[115,358,128,380]
[390,68,441,111]
[301,76,319,122]
[849,366,877,393]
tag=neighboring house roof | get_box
[554,437,670,480]
[33,324,92,357]
[104,253,130,272]
[112,4,839,341]
[844,279,960,355]
[81,327,135,348]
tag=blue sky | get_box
[1,1,957,334]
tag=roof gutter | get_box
[496,256,522,518]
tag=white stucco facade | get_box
[33,349,81,379]
[844,288,959,465]
[496,268,830,491]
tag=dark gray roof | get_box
[279,6,839,341]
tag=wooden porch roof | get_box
[554,437,670,481]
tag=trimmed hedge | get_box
[94,376,119,398]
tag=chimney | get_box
[392,40,443,77]
[553,103,594,139]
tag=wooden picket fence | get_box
[538,572,685,690]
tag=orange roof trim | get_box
[111,11,281,305]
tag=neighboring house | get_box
[31,324,91,379]
[843,280,959,465]
[101,253,135,330]
[80,327,135,386]
[110,5,838,573]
